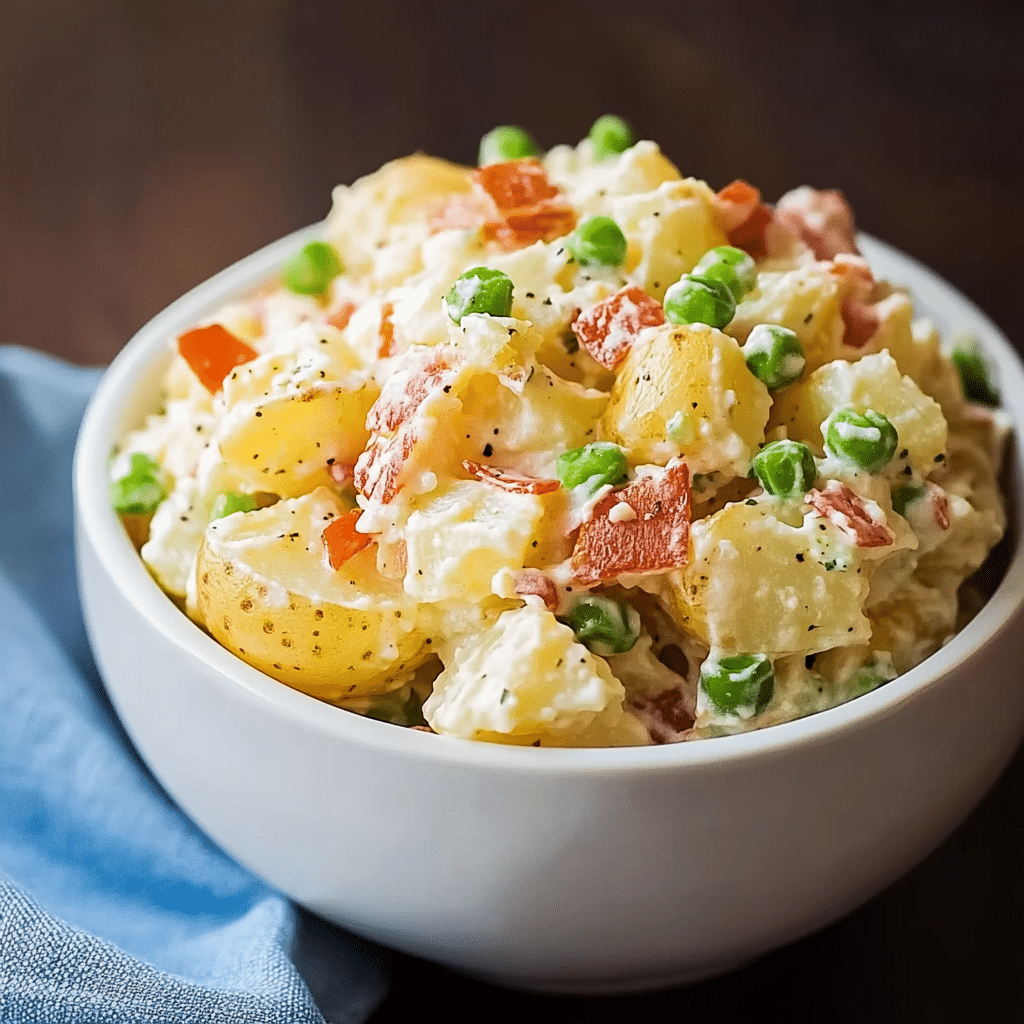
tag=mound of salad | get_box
[110,115,1009,746]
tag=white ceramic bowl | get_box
[74,228,1024,994]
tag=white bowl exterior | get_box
[74,229,1024,991]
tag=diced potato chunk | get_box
[601,323,770,474]
[612,178,728,301]
[423,603,649,746]
[887,318,965,419]
[458,361,608,479]
[217,326,378,497]
[403,480,546,603]
[664,501,871,657]
[547,140,682,209]
[769,350,947,473]
[326,154,473,280]
[861,577,960,675]
[727,264,845,372]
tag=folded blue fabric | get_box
[0,347,389,1024]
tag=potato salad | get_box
[111,116,1009,746]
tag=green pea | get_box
[750,440,817,499]
[556,442,627,493]
[743,324,806,390]
[824,407,899,473]
[692,245,757,302]
[282,241,343,296]
[589,114,634,160]
[890,483,925,517]
[951,337,999,406]
[564,595,640,656]
[445,267,514,324]
[210,491,260,521]
[110,452,168,515]
[663,274,736,329]
[699,653,774,717]
[364,687,426,727]
[478,125,540,166]
[847,666,889,699]
[567,216,627,269]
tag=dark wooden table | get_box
[4,2,1022,1021]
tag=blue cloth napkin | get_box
[0,346,389,1023]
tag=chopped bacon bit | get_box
[329,461,355,487]
[572,287,666,369]
[727,203,774,262]
[775,186,860,260]
[463,460,560,495]
[377,301,399,359]
[571,462,690,584]
[354,427,415,505]
[713,180,762,232]
[322,509,373,569]
[356,348,461,505]
[807,481,894,548]
[326,301,357,332]
[929,484,951,530]
[831,255,879,348]
[511,569,559,611]
[432,158,576,251]
[840,301,881,349]
[366,348,458,435]
[475,158,560,211]
[487,205,577,251]
[629,687,694,743]
[177,324,258,393]
[712,180,781,261]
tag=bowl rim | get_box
[74,224,1024,774]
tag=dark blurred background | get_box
[3,1,1022,1021]
[2,0,1022,367]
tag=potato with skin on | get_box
[663,500,871,658]
[216,326,379,498]
[601,322,771,474]
[769,350,947,474]
[195,488,433,701]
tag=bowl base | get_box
[460,954,759,995]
